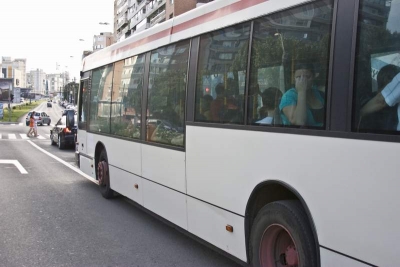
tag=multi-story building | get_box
[28,69,47,95]
[1,57,27,87]
[115,0,214,42]
[46,74,64,97]
[93,32,115,52]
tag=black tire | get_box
[48,120,51,126]
[97,150,114,199]
[250,200,317,267]
[58,135,65,149]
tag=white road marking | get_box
[19,123,23,126]
[28,140,98,185]
[45,134,51,138]
[8,134,16,139]
[0,160,28,174]
[36,135,45,140]
[20,134,29,140]
[0,134,2,139]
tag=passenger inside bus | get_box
[256,87,282,125]
[279,62,325,127]
[359,64,400,131]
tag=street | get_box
[0,102,242,267]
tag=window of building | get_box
[146,40,190,147]
[195,23,251,124]
[352,0,400,134]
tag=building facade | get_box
[28,69,47,95]
[1,57,27,87]
[93,32,115,52]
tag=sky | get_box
[1,0,114,81]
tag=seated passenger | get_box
[359,64,400,131]
[279,63,325,127]
[256,87,282,125]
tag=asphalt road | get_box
[0,105,243,267]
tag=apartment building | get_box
[93,32,115,52]
[1,57,27,87]
[115,0,214,42]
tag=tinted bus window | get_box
[195,23,251,124]
[353,0,400,134]
[146,40,190,147]
[248,0,333,128]
[110,55,144,139]
[89,64,114,133]
[78,79,89,125]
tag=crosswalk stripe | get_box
[8,134,16,139]
[45,134,50,138]
[36,135,45,140]
[20,134,29,139]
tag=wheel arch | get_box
[244,180,320,266]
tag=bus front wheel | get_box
[250,200,317,267]
[97,150,114,199]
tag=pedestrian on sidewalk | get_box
[27,112,35,137]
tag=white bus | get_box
[76,0,400,266]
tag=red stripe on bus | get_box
[171,0,266,35]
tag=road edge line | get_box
[27,140,98,185]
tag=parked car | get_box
[25,111,51,126]
[50,111,77,149]
[47,102,52,107]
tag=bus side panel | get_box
[105,137,142,176]
[186,126,399,266]
[142,179,187,230]
[109,166,143,206]
[77,129,87,155]
[142,145,186,193]
[320,248,371,267]
[187,197,246,262]
[80,155,95,179]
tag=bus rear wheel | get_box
[250,200,317,267]
[97,150,114,199]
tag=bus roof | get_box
[82,0,311,72]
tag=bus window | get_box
[89,64,114,133]
[248,0,333,128]
[353,0,400,134]
[146,40,190,147]
[78,79,89,128]
[110,54,145,139]
[195,22,251,124]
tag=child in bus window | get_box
[279,62,325,127]
[256,87,282,125]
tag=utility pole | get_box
[8,83,11,122]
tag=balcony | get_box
[117,15,129,28]
[150,9,166,27]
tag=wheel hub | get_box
[97,161,108,186]
[259,224,299,267]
